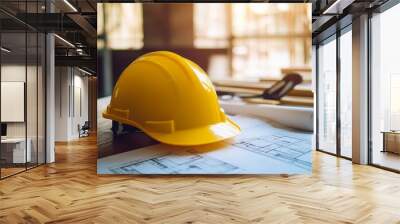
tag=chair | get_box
[78,121,90,138]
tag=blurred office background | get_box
[97,3,312,98]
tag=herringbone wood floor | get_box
[1,135,400,224]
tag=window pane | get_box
[340,29,352,158]
[371,4,400,171]
[318,38,337,154]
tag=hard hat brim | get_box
[103,110,240,146]
[150,118,241,146]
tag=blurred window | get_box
[97,3,311,80]
[194,4,229,48]
[98,3,143,50]
[194,3,311,80]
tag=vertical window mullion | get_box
[336,28,341,157]
[315,44,320,150]
[0,19,2,179]
[25,0,28,171]
[36,0,39,167]
[367,12,373,165]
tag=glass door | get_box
[0,0,46,179]
[26,0,46,169]
[1,29,28,178]
[27,29,38,169]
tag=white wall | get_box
[55,67,70,141]
[54,67,89,141]
[1,65,36,138]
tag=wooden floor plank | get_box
[1,135,400,223]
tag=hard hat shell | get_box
[103,51,240,146]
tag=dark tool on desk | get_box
[218,73,303,100]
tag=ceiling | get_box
[0,0,97,74]
[311,0,389,42]
[1,0,394,73]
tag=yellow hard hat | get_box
[103,51,240,146]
